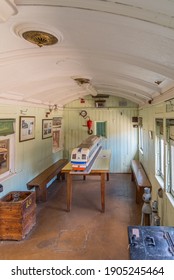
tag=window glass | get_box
[138,117,143,153]
[170,142,174,196]
[0,139,9,175]
[155,119,164,180]
[96,121,107,137]
[166,119,174,197]
[159,138,164,178]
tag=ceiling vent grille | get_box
[22,30,58,47]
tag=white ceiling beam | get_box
[0,0,18,22]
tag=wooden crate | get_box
[0,191,36,240]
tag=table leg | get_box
[101,173,105,213]
[67,173,72,212]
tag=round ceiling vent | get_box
[22,30,58,47]
[12,22,63,46]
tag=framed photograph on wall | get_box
[42,119,53,139]
[19,116,35,142]
[52,117,63,152]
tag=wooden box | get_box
[0,191,36,240]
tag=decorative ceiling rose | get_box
[22,30,58,47]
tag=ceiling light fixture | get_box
[154,80,162,85]
[73,77,98,96]
[22,30,58,47]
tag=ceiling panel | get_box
[0,0,174,108]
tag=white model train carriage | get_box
[71,135,102,171]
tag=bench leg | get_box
[35,184,47,202]
[61,172,66,180]
[57,172,66,181]
[136,186,144,204]
[131,170,134,181]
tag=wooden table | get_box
[61,150,111,213]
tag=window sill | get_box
[0,172,16,183]
[166,192,174,208]
[155,175,164,189]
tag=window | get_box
[0,119,15,179]
[169,142,174,196]
[0,139,9,175]
[156,119,164,181]
[95,121,107,137]
[166,119,174,197]
[138,117,143,153]
[0,135,15,179]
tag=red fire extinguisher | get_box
[87,119,93,135]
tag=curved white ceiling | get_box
[0,0,174,107]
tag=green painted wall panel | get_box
[0,104,63,198]
[64,101,138,173]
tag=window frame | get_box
[138,117,143,154]
[166,119,174,198]
[155,118,164,184]
[0,134,15,179]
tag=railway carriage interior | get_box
[0,1,174,260]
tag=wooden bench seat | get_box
[27,159,68,202]
[131,159,151,204]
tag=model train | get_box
[71,135,102,171]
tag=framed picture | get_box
[52,117,63,152]
[42,119,53,139]
[19,116,35,142]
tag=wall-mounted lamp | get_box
[45,104,58,117]
[45,111,50,118]
[49,104,58,112]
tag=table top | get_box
[62,150,111,173]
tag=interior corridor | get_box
[0,173,141,260]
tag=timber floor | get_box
[0,173,141,260]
